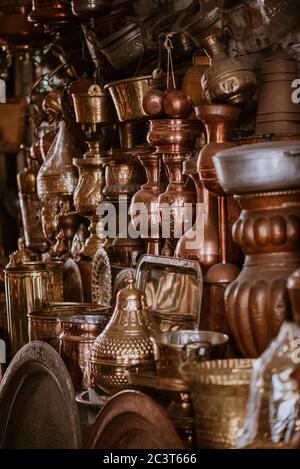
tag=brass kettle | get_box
[90,272,158,395]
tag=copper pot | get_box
[103,147,146,200]
[28,302,110,352]
[59,314,110,390]
[28,0,75,25]
[152,330,229,378]
[90,272,158,395]
[256,47,300,136]
[71,0,111,19]
[0,5,46,47]
[71,81,115,126]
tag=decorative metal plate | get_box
[87,390,184,449]
[91,246,112,307]
[0,341,82,449]
[136,255,203,331]
[63,258,84,302]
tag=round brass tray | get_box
[0,341,82,449]
[87,389,184,449]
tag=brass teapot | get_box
[90,272,158,395]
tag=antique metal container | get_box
[180,358,254,448]
[152,330,229,378]
[200,34,257,107]
[105,75,166,122]
[90,272,158,395]
[59,314,110,390]
[213,141,300,194]
[28,0,74,25]
[28,302,110,352]
[256,47,300,135]
[5,261,52,356]
[0,5,46,47]
[71,81,115,126]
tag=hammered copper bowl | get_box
[28,302,111,352]
[151,330,229,378]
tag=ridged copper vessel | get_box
[214,142,300,358]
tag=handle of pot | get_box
[182,340,212,362]
[283,150,300,157]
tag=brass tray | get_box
[135,255,203,331]
[87,390,184,449]
[0,341,82,449]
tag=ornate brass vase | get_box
[130,150,164,256]
[147,119,200,251]
[214,142,300,358]
[90,272,158,395]
[73,142,107,259]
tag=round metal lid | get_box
[87,389,184,449]
[0,341,82,449]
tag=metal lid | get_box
[214,140,300,163]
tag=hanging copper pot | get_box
[28,0,75,26]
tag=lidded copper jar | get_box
[90,272,158,395]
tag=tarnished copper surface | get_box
[90,272,157,395]
[0,342,82,449]
[0,5,46,47]
[28,302,109,351]
[59,314,110,390]
[135,255,203,332]
[28,0,75,25]
[225,191,300,358]
[87,390,184,449]
[256,47,300,135]
[200,34,257,107]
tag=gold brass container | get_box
[28,302,111,352]
[90,272,158,395]
[72,82,114,126]
[105,75,168,122]
[180,359,254,448]
[59,314,110,391]
[5,261,52,356]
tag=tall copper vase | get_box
[195,104,241,350]
[214,142,300,358]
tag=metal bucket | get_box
[180,358,254,448]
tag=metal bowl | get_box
[213,141,300,194]
[105,75,166,122]
[151,330,229,377]
[28,302,111,352]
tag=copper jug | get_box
[256,47,300,135]
[200,34,257,107]
[90,272,158,395]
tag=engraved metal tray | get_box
[135,255,203,331]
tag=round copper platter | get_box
[0,341,82,449]
[87,390,184,449]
